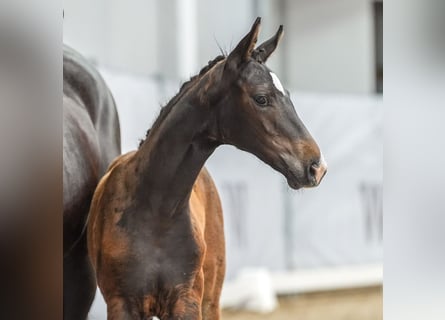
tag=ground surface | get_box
[222,286,382,320]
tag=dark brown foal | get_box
[88,17,326,320]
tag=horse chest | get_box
[118,210,205,293]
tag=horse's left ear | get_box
[226,17,261,70]
[252,25,283,64]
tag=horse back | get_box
[63,45,121,171]
[190,167,224,236]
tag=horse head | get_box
[211,17,327,189]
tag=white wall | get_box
[283,0,375,94]
[196,0,255,69]
[63,0,108,64]
[64,0,378,93]
[106,0,158,75]
[64,0,159,75]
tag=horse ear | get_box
[252,25,283,64]
[226,17,261,70]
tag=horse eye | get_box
[254,95,268,106]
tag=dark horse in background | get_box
[63,46,121,320]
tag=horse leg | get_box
[63,233,96,320]
[201,256,225,320]
[202,299,221,320]
[171,272,205,320]
[172,300,203,320]
[106,297,133,320]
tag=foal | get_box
[88,18,327,320]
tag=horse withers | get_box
[87,17,326,320]
[63,46,121,320]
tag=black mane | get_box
[138,55,225,148]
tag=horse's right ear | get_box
[252,25,283,64]
[226,17,261,71]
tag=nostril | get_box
[308,161,319,178]
[308,160,327,186]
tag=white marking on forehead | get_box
[269,72,286,95]
[152,317,160,320]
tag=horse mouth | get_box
[279,163,304,190]
[274,156,304,190]
[259,151,308,190]
[285,171,306,190]
[286,177,302,190]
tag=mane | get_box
[138,55,226,148]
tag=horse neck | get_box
[134,83,218,216]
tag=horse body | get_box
[88,89,226,319]
[63,45,121,320]
[88,18,326,319]
[89,156,224,319]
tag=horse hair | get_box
[138,55,226,148]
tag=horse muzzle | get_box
[306,154,328,187]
